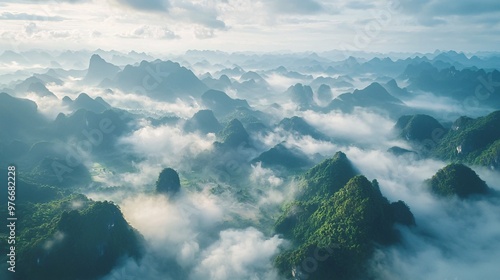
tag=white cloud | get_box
[300,108,397,148]
[25,92,71,120]
[0,0,497,53]
[119,122,215,168]
[119,25,180,40]
[85,89,201,119]
[194,27,216,39]
[340,146,500,280]
[250,162,283,187]
[190,227,284,280]
[101,185,284,280]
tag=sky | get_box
[0,0,499,54]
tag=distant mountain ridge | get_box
[84,54,121,85]
[325,82,406,116]
[112,60,208,101]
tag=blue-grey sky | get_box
[0,0,499,53]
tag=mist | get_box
[2,47,500,280]
[346,148,500,280]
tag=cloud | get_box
[2,0,88,2]
[265,0,324,14]
[25,93,71,120]
[25,22,38,36]
[250,162,283,187]
[173,1,226,30]
[20,22,77,40]
[398,0,500,25]
[119,25,180,40]
[49,30,71,38]
[101,192,223,279]
[91,31,102,38]
[84,89,200,118]
[194,27,215,39]
[0,12,66,21]
[190,227,284,280]
[400,0,500,16]
[344,1,375,10]
[404,91,494,121]
[114,0,227,31]
[369,188,500,279]
[339,145,500,280]
[249,162,300,209]
[119,122,216,171]
[115,0,170,12]
[300,108,398,148]
[101,186,284,280]
[120,193,223,250]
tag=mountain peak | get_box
[85,54,120,84]
[201,90,250,117]
[278,116,328,141]
[156,168,181,196]
[217,118,250,148]
[301,151,357,198]
[252,142,312,170]
[286,83,314,109]
[67,93,111,113]
[395,114,445,142]
[427,163,490,198]
[184,109,222,134]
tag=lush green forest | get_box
[0,179,143,280]
[274,153,414,279]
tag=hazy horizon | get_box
[1,1,500,280]
[1,0,500,54]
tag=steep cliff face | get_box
[274,152,414,279]
[14,197,143,280]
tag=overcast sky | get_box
[0,0,499,54]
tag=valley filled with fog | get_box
[1,49,500,280]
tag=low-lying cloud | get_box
[102,188,284,280]
[119,122,215,170]
[343,147,500,280]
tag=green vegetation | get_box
[426,163,490,198]
[30,157,93,188]
[300,152,358,199]
[274,152,414,279]
[278,116,329,141]
[473,139,500,167]
[433,111,500,169]
[394,114,445,142]
[0,181,143,280]
[325,82,405,116]
[396,111,500,170]
[183,109,222,134]
[216,118,251,149]
[156,168,181,195]
[201,89,250,117]
[252,143,312,170]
